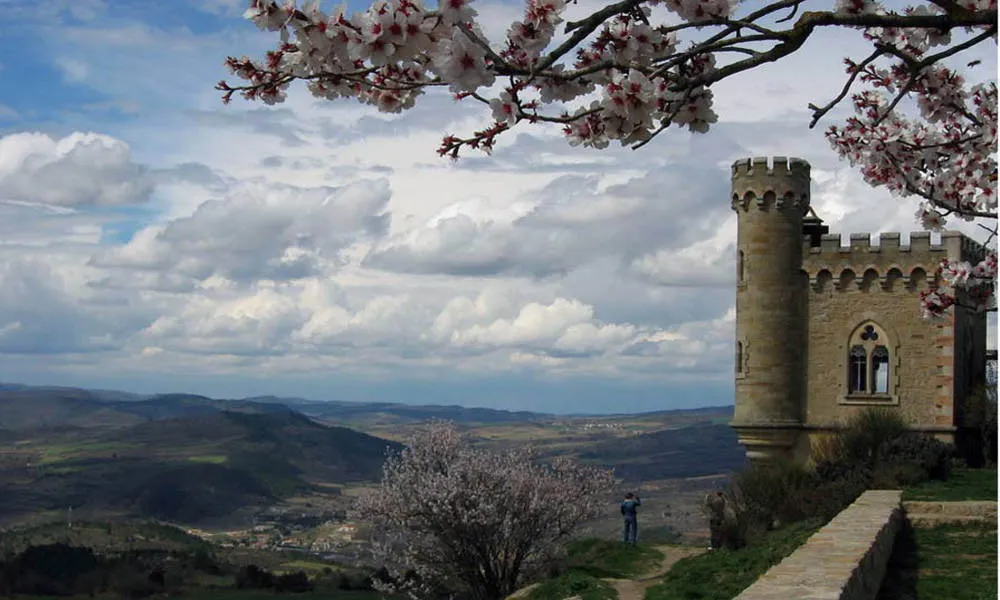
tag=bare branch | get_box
[808,49,884,128]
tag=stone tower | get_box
[731,156,811,461]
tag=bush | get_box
[274,570,312,593]
[721,460,821,547]
[836,408,909,466]
[235,564,274,589]
[810,459,872,518]
[876,433,953,483]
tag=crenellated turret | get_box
[731,156,811,462]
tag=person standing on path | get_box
[704,490,727,550]
[621,492,641,545]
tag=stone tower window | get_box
[846,321,893,399]
[736,341,743,374]
[871,346,890,393]
[737,250,745,283]
[849,345,867,393]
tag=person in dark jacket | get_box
[704,490,727,550]
[620,492,641,545]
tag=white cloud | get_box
[91,178,392,287]
[0,258,118,354]
[0,132,152,207]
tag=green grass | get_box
[37,442,136,464]
[903,468,997,502]
[277,559,340,574]
[645,519,824,600]
[915,524,997,600]
[563,538,665,579]
[187,455,228,464]
[528,572,618,600]
[523,538,663,600]
[879,523,997,600]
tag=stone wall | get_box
[799,231,983,449]
[734,490,903,600]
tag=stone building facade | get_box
[731,156,989,463]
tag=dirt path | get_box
[603,544,707,600]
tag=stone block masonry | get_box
[734,490,903,600]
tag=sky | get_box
[0,0,995,414]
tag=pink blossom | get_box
[351,421,614,599]
[220,0,997,318]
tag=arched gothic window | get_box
[847,322,893,397]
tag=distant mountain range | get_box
[0,383,557,431]
[0,382,742,529]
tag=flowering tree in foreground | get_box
[219,0,997,317]
[351,421,614,600]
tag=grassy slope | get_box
[527,539,665,600]
[644,519,824,600]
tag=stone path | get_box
[604,544,707,600]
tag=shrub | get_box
[876,433,953,483]
[274,570,312,593]
[727,460,819,530]
[235,564,274,589]
[810,459,872,518]
[836,408,909,466]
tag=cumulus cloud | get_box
[126,278,729,383]
[364,164,732,278]
[91,179,393,287]
[0,132,153,207]
[0,259,116,354]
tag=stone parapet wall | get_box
[801,231,988,285]
[734,490,903,600]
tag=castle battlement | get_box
[803,230,982,260]
[731,156,811,178]
[800,230,987,291]
[731,156,811,213]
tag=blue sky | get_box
[0,0,995,414]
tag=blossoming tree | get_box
[351,421,614,599]
[218,0,997,317]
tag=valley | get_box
[0,383,746,592]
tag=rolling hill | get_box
[0,410,401,527]
[0,382,744,530]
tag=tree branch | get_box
[808,49,884,128]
